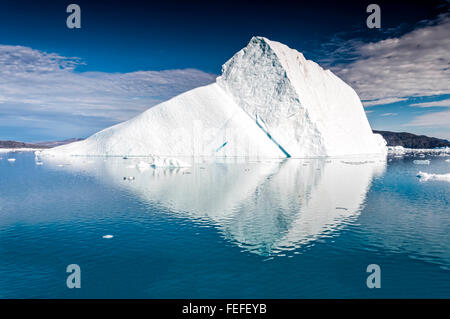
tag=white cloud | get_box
[362,97,408,107]
[329,14,450,103]
[381,113,398,116]
[405,110,450,127]
[0,45,216,139]
[409,99,450,108]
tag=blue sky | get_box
[0,0,449,141]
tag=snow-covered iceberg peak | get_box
[217,36,386,157]
[42,36,386,158]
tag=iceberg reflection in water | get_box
[40,155,386,256]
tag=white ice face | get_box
[41,37,386,158]
[218,36,387,157]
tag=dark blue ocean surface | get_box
[0,151,449,298]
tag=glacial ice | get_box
[42,36,386,158]
[217,36,386,157]
[417,171,450,182]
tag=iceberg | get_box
[41,37,386,158]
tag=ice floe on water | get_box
[149,155,191,168]
[388,146,450,155]
[416,171,450,182]
[413,160,430,165]
[136,161,150,171]
[340,160,375,165]
[136,156,191,170]
[0,148,41,154]
[102,235,114,239]
[7,158,16,162]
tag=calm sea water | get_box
[0,151,449,298]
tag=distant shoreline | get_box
[0,138,84,150]
[373,130,449,149]
[1,130,449,151]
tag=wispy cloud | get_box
[409,98,450,108]
[315,13,450,139]
[405,110,450,127]
[381,113,398,116]
[324,14,450,105]
[0,45,216,140]
[363,97,408,107]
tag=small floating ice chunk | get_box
[137,156,190,170]
[416,171,450,182]
[36,161,43,165]
[102,235,114,239]
[341,160,369,165]
[445,159,450,162]
[149,155,191,168]
[136,161,150,171]
[7,158,16,162]
[413,160,430,165]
